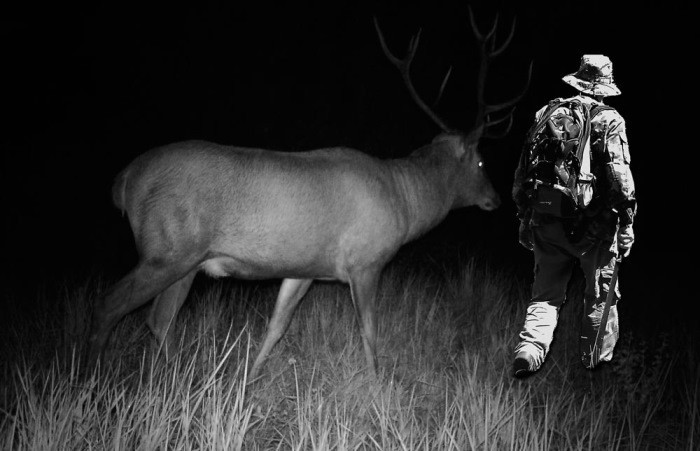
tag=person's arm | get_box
[603,112,636,255]
[603,113,636,226]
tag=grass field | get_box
[1,251,697,450]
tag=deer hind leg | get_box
[87,259,196,370]
[147,270,197,360]
[348,268,381,378]
[249,278,313,381]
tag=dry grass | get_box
[1,254,697,450]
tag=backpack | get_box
[521,98,613,218]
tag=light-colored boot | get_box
[513,302,560,377]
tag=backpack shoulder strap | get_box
[578,103,615,172]
[590,104,615,119]
[581,104,616,157]
[576,102,593,164]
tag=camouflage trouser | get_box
[515,218,620,370]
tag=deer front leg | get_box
[349,268,381,378]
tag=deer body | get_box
[117,136,493,279]
[89,134,498,379]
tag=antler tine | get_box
[374,17,452,133]
[374,17,419,67]
[468,5,532,137]
[433,66,453,108]
[483,107,516,139]
[490,17,516,57]
[468,6,515,58]
[468,6,499,44]
[467,5,516,58]
[483,60,533,116]
[479,60,532,137]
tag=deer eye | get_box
[478,161,484,168]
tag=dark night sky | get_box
[1,1,693,331]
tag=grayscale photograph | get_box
[1,0,694,449]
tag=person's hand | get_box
[519,220,534,251]
[617,224,634,257]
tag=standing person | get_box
[511,55,636,377]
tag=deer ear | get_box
[435,134,467,161]
[431,133,450,144]
[456,136,472,162]
[455,143,466,162]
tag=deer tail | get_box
[111,167,129,216]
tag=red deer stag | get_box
[87,9,530,380]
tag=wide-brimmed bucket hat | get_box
[562,54,621,97]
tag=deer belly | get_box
[199,255,335,280]
[200,256,266,279]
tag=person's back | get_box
[511,55,636,377]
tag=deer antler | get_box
[374,17,453,133]
[468,6,532,139]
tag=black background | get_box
[2,1,692,334]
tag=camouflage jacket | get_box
[512,94,637,227]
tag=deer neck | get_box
[387,153,458,244]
